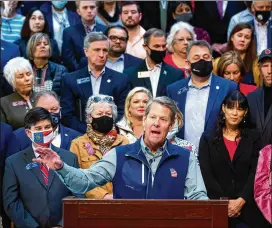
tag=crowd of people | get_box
[0,1,271,228]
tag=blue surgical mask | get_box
[52,1,67,9]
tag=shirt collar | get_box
[145,58,162,71]
[188,74,212,88]
[88,66,106,78]
[82,19,96,32]
[107,54,124,63]
[140,136,166,157]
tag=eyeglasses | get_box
[108,35,128,43]
[90,96,114,103]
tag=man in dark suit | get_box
[40,1,80,53]
[61,32,130,133]
[167,40,238,148]
[193,1,246,44]
[78,25,142,71]
[247,48,272,147]
[3,107,79,228]
[124,28,184,98]
[62,1,107,71]
[6,91,82,158]
[0,122,12,228]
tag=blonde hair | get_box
[125,87,152,125]
[217,50,246,81]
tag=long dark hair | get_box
[21,7,50,40]
[214,90,250,143]
[227,23,256,72]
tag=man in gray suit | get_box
[3,107,79,228]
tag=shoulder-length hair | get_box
[26,33,52,60]
[21,7,51,40]
[227,23,256,72]
[214,90,251,144]
[217,50,247,82]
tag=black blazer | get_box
[247,88,272,147]
[199,129,265,227]
[124,61,184,97]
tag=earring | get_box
[243,116,246,123]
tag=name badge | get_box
[12,101,27,106]
[77,77,90,84]
[138,71,150,78]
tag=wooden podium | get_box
[63,197,228,228]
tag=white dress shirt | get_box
[254,19,269,56]
[146,59,162,97]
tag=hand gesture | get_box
[103,194,113,200]
[32,147,64,170]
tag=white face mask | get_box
[166,120,179,140]
[29,129,56,148]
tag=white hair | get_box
[166,21,196,53]
[3,57,33,88]
[85,94,118,122]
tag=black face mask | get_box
[175,13,193,23]
[91,116,113,134]
[51,112,61,125]
[255,10,270,23]
[190,59,213,77]
[148,47,166,64]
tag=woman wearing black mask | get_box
[70,94,129,199]
[167,1,211,44]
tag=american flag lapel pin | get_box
[170,168,178,178]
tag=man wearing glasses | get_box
[78,25,142,73]
[60,32,130,133]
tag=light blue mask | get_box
[52,1,68,9]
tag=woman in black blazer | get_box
[199,91,267,228]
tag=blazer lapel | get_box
[59,124,68,149]
[232,136,251,163]
[137,62,152,92]
[205,75,219,127]
[255,89,265,128]
[78,67,93,100]
[24,147,47,190]
[263,106,272,130]
[156,63,168,96]
[99,68,113,95]
[47,145,60,190]
[216,139,235,173]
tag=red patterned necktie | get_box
[40,163,49,185]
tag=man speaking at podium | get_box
[34,96,208,200]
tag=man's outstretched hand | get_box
[32,147,64,170]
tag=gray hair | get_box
[166,21,196,53]
[83,32,109,49]
[34,90,60,107]
[145,96,178,124]
[143,28,165,46]
[186,40,213,58]
[3,57,33,88]
[26,33,52,60]
[85,94,118,122]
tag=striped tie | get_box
[40,163,49,185]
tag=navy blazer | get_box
[0,39,20,73]
[78,53,142,71]
[3,145,79,228]
[6,124,82,158]
[62,22,107,72]
[60,67,130,133]
[167,75,238,139]
[40,2,80,38]
[247,88,272,147]
[124,61,184,97]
